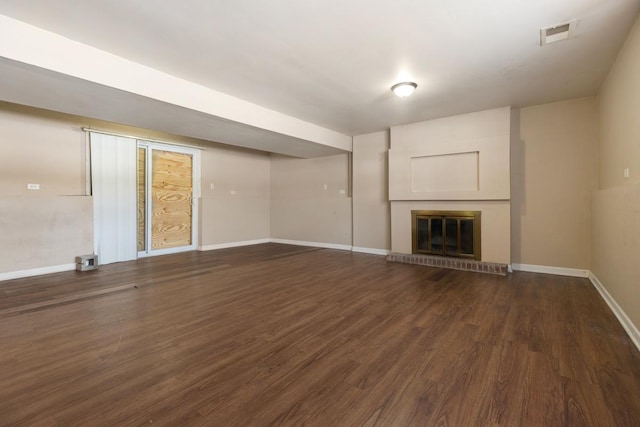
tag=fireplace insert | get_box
[411,210,481,260]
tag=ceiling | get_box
[0,0,639,155]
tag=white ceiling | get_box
[0,0,639,153]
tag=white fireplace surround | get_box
[388,107,512,265]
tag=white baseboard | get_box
[198,238,270,251]
[0,263,76,282]
[589,272,640,352]
[269,238,352,251]
[511,263,589,278]
[352,246,390,256]
[201,240,387,255]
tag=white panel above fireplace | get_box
[410,151,479,193]
[388,106,510,201]
[389,136,509,200]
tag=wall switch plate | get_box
[209,183,215,190]
[27,183,40,190]
[339,189,346,194]
[323,184,328,190]
[230,190,236,195]
[624,168,630,178]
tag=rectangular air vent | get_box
[540,20,576,45]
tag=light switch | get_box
[27,183,40,190]
[209,183,215,190]
[624,168,630,178]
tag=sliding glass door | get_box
[137,142,198,257]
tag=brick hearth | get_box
[386,252,508,276]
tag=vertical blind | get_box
[90,132,138,264]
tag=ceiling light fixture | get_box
[391,81,417,97]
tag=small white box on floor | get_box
[75,254,99,271]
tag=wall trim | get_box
[589,272,640,352]
[201,240,387,255]
[269,238,352,251]
[0,264,76,282]
[511,263,589,278]
[198,238,270,251]
[352,246,390,256]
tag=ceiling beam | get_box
[0,15,352,157]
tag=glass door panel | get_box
[138,142,198,257]
[460,219,474,254]
[430,218,443,253]
[445,219,458,254]
[151,150,193,250]
[137,147,147,252]
[417,218,429,251]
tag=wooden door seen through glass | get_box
[151,150,193,250]
[137,144,196,256]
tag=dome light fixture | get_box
[391,81,417,97]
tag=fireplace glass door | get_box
[412,211,481,260]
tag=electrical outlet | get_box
[27,183,40,190]
[339,189,346,194]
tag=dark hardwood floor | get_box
[1,243,639,426]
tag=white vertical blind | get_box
[90,133,137,264]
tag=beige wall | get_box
[0,103,92,274]
[352,131,390,251]
[0,196,93,273]
[388,107,511,263]
[597,16,640,191]
[0,102,87,196]
[594,15,640,330]
[0,102,271,273]
[511,98,597,269]
[200,146,270,246]
[592,186,640,328]
[270,154,352,246]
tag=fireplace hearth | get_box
[412,210,481,261]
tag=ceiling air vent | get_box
[540,20,576,46]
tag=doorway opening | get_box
[90,131,199,265]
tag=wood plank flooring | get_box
[1,243,639,426]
